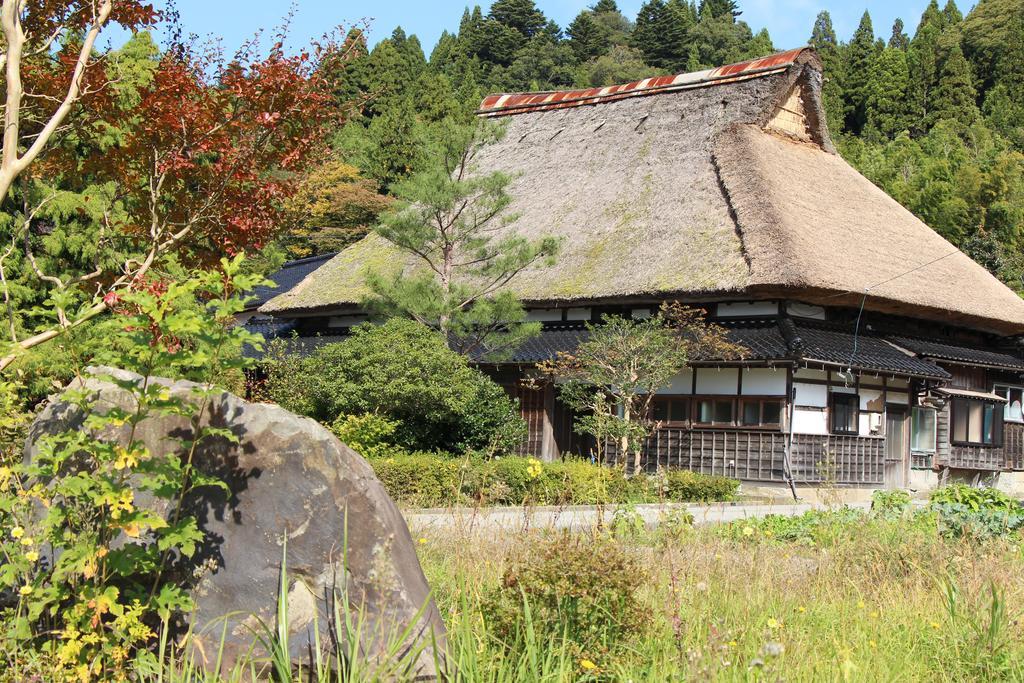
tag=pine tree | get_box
[698,0,739,21]
[864,47,911,140]
[942,0,963,26]
[844,11,879,134]
[632,0,691,71]
[567,10,609,61]
[889,18,909,50]
[932,41,981,128]
[808,11,846,133]
[488,0,548,38]
[593,0,619,12]
[746,28,773,59]
[592,0,633,47]
[907,0,945,132]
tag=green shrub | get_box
[871,488,913,517]
[368,452,463,508]
[482,532,648,660]
[928,485,1024,540]
[664,469,739,502]
[266,319,526,454]
[369,454,738,508]
[330,413,400,459]
[929,484,1019,513]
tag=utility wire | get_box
[846,250,961,372]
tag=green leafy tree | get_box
[0,257,265,679]
[575,45,658,87]
[364,99,423,191]
[366,119,559,358]
[539,305,742,472]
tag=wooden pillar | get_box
[540,381,559,462]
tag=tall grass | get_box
[11,510,1024,681]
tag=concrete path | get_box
[405,500,874,533]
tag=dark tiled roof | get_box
[792,321,950,379]
[247,253,337,310]
[720,321,790,361]
[496,328,589,363]
[888,336,1024,371]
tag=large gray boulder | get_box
[26,368,445,677]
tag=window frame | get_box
[739,397,785,429]
[910,406,937,453]
[649,396,691,427]
[994,384,1024,424]
[829,392,859,436]
[694,397,736,427]
[950,398,1003,448]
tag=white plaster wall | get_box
[716,301,779,317]
[794,382,827,407]
[526,308,562,322]
[656,369,694,395]
[792,408,828,434]
[909,469,939,492]
[859,412,883,436]
[695,368,739,394]
[794,368,828,381]
[741,368,787,395]
[566,307,591,321]
[887,392,910,405]
[789,302,826,319]
[860,389,883,411]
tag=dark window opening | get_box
[951,398,1002,447]
[830,393,859,435]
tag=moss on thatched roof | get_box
[262,48,1024,335]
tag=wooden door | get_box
[884,405,909,488]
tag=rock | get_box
[26,368,446,677]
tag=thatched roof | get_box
[262,48,1024,335]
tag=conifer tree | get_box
[488,0,548,38]
[864,47,911,140]
[907,0,945,132]
[942,0,963,25]
[844,11,879,134]
[632,0,692,71]
[932,42,981,128]
[567,10,609,61]
[699,0,740,20]
[889,18,909,50]
[809,11,846,133]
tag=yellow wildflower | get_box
[10,526,24,539]
[0,466,11,486]
[123,522,140,538]
[767,617,781,629]
[580,659,598,671]
[20,536,34,547]
[930,621,941,630]
[869,640,877,649]
[857,600,866,609]
[797,605,806,613]
[526,458,543,479]
[742,526,754,537]
[418,537,428,545]
[728,640,737,647]
[18,584,33,596]
[25,550,39,562]
[114,446,139,470]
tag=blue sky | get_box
[115,1,976,58]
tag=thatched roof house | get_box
[262,47,1024,336]
[258,48,1024,492]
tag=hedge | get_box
[368,453,739,508]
